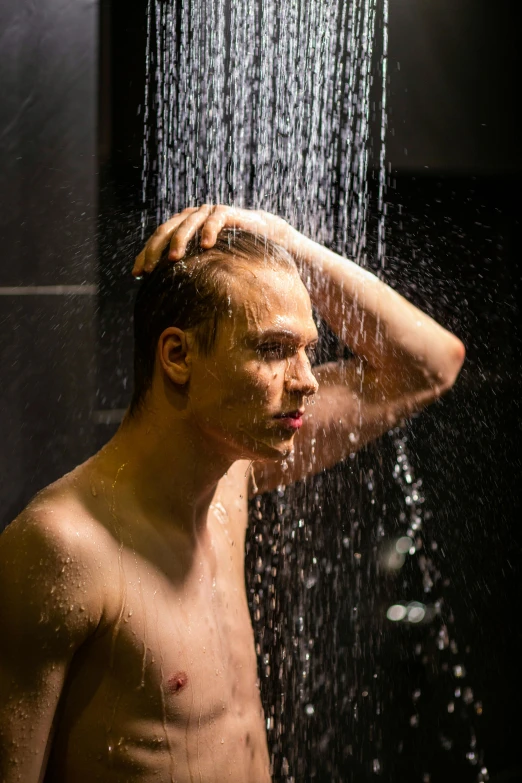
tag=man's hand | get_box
[132,205,294,277]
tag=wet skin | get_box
[39,459,269,783]
[0,267,318,783]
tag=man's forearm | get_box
[288,230,465,389]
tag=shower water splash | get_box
[142,0,389,267]
[141,0,483,780]
[388,428,485,777]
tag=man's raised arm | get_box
[0,511,102,782]
[294,231,465,392]
[252,227,465,492]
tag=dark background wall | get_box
[388,0,519,175]
[0,0,99,526]
[1,0,520,780]
[385,4,522,776]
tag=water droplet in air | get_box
[386,604,407,622]
[395,536,412,554]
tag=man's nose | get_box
[284,355,319,397]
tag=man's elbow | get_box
[437,337,466,393]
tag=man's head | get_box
[129,228,319,461]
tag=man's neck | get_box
[92,407,234,541]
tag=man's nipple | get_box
[167,671,188,695]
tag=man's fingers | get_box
[200,206,233,248]
[132,204,255,278]
[144,221,181,271]
[143,210,199,272]
[132,208,199,276]
[168,204,213,260]
[132,249,147,277]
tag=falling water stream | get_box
[141,1,486,780]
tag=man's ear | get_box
[157,327,194,386]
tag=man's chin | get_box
[235,426,295,461]
[253,435,295,461]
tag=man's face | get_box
[188,265,319,461]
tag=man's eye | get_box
[257,343,286,359]
[306,346,318,363]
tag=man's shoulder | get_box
[0,474,110,638]
[0,485,104,648]
[4,470,112,562]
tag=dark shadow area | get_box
[0,0,98,529]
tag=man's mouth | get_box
[273,410,304,430]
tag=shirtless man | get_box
[0,205,465,782]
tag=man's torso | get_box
[40,458,271,783]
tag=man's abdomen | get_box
[47,694,271,783]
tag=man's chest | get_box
[95,505,257,726]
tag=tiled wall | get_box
[0,0,99,529]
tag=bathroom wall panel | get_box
[0,293,97,528]
[0,0,99,528]
[0,0,98,287]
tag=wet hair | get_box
[128,227,298,418]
